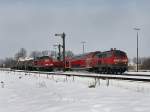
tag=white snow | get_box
[1,70,150,112]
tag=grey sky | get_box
[0,0,150,59]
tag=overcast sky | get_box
[0,0,150,59]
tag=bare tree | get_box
[15,48,27,60]
[50,51,57,58]
[41,50,49,56]
[30,51,42,59]
[141,57,150,70]
[0,59,5,67]
[66,50,74,57]
[132,57,143,65]
[3,57,17,68]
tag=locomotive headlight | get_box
[45,63,53,66]
[122,59,128,63]
[45,59,49,62]
[114,59,128,63]
[50,63,54,66]
[114,59,120,63]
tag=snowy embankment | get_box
[1,71,150,112]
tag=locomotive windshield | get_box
[114,51,126,57]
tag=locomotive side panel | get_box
[32,56,54,71]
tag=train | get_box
[12,49,128,74]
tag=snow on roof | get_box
[18,57,33,61]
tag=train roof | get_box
[103,49,126,53]
[72,51,101,59]
[18,57,33,61]
[102,49,127,57]
[35,56,52,60]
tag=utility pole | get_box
[134,28,140,72]
[81,41,86,54]
[55,32,66,70]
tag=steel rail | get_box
[3,69,150,82]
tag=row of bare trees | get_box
[142,58,150,69]
[128,57,150,70]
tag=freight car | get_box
[13,57,34,70]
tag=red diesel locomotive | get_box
[65,49,128,74]
[33,56,54,71]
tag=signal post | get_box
[55,32,66,70]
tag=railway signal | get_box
[53,44,63,61]
[55,32,66,70]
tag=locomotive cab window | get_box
[106,52,112,57]
[102,53,110,58]
[114,51,126,57]
[95,53,102,58]
[101,53,106,58]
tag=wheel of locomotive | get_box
[110,69,114,74]
[102,68,106,74]
[88,68,94,72]
[107,68,111,74]
[93,68,99,73]
[119,68,124,75]
[113,69,117,75]
[101,68,104,74]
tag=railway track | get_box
[1,68,150,82]
[123,73,150,77]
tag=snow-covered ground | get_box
[1,70,150,112]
